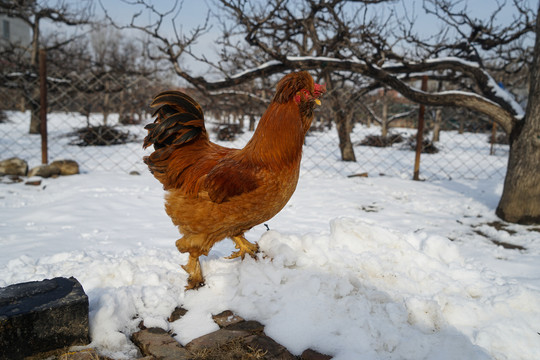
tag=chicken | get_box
[143,71,326,289]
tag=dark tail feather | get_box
[143,91,207,150]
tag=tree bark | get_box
[432,108,442,142]
[496,5,540,224]
[381,89,388,137]
[335,109,356,162]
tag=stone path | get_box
[64,308,332,360]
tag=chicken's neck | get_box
[243,101,306,171]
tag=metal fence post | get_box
[413,75,428,180]
[39,48,48,165]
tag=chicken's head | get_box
[294,82,327,106]
[273,71,326,106]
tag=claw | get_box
[226,235,259,260]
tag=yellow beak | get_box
[315,99,321,106]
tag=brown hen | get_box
[143,71,326,289]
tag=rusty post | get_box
[39,49,48,164]
[413,75,428,180]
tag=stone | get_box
[0,277,90,359]
[25,179,42,186]
[301,348,333,360]
[50,159,80,176]
[242,334,297,360]
[212,310,244,328]
[132,327,191,360]
[28,164,62,178]
[226,320,265,334]
[0,157,28,176]
[168,306,188,322]
[185,328,252,351]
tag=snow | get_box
[1,113,540,360]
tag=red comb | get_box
[314,83,326,95]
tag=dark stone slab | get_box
[0,277,90,359]
[242,334,297,360]
[185,328,252,351]
[168,306,188,322]
[301,348,333,360]
[132,327,191,360]
[226,320,265,334]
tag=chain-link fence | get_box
[0,59,509,180]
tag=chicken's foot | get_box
[181,254,204,290]
[227,235,259,259]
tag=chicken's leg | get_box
[176,237,205,290]
[227,235,259,259]
[181,253,204,290]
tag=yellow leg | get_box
[226,235,259,260]
[181,253,204,290]
[176,237,205,290]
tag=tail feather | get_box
[143,91,207,150]
[143,91,208,183]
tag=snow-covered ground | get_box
[1,113,539,360]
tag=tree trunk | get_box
[323,71,356,161]
[335,109,356,162]
[432,108,442,142]
[381,89,388,137]
[496,6,540,224]
[103,79,110,126]
[249,115,256,131]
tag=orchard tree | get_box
[0,0,94,133]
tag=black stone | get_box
[0,277,90,359]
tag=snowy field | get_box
[1,112,539,360]
[0,110,508,180]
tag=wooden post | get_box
[413,75,428,180]
[39,49,48,165]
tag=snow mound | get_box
[1,217,538,359]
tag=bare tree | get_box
[0,0,94,133]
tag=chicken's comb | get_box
[314,83,326,96]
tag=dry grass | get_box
[189,338,268,360]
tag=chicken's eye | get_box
[295,89,311,103]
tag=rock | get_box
[25,179,42,186]
[50,159,80,175]
[212,310,244,328]
[28,164,61,178]
[129,170,141,176]
[0,277,90,359]
[301,348,333,360]
[132,327,191,360]
[185,328,252,351]
[0,157,28,176]
[242,334,297,360]
[226,320,265,334]
[168,306,188,322]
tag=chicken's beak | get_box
[315,99,321,106]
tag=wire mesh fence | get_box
[0,61,509,180]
